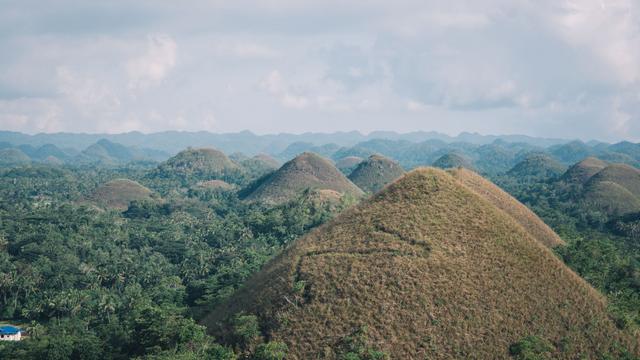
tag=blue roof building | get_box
[0,325,22,341]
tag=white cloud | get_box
[126,34,177,90]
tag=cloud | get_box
[126,34,177,90]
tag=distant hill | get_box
[335,156,364,175]
[549,141,597,164]
[148,147,241,184]
[238,154,280,179]
[87,179,155,210]
[277,142,340,161]
[76,139,169,164]
[204,168,638,358]
[507,153,566,179]
[432,152,474,170]
[348,154,405,193]
[0,148,31,166]
[241,152,364,204]
[561,157,608,185]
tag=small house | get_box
[0,325,22,341]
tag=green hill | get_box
[88,179,155,210]
[561,157,608,185]
[579,164,640,215]
[335,156,364,175]
[0,148,31,166]
[432,152,474,170]
[242,152,364,204]
[586,163,640,196]
[348,155,405,193]
[239,154,280,179]
[203,168,637,359]
[507,153,566,179]
[148,147,241,183]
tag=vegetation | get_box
[432,152,474,170]
[0,162,349,359]
[204,168,638,358]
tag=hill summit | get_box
[242,152,364,204]
[88,179,154,210]
[581,163,640,215]
[432,152,474,170]
[348,154,406,193]
[204,168,637,358]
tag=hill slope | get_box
[204,168,637,359]
[449,168,564,248]
[88,179,154,210]
[561,157,608,185]
[507,153,566,179]
[0,148,31,166]
[242,152,364,204]
[580,164,640,215]
[586,163,640,197]
[335,156,363,175]
[348,155,406,193]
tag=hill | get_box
[149,147,241,183]
[507,153,566,179]
[449,168,564,248]
[432,152,474,170]
[242,152,364,204]
[579,164,640,215]
[561,157,608,185]
[335,156,363,175]
[0,148,31,166]
[203,168,638,358]
[87,179,155,210]
[549,140,596,164]
[239,154,280,179]
[347,155,406,193]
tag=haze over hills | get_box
[203,168,638,358]
[241,152,364,204]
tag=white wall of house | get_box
[0,332,21,341]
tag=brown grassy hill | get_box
[88,179,154,210]
[203,168,637,359]
[242,152,364,204]
[561,157,608,185]
[449,168,564,248]
[582,180,640,216]
[335,156,364,174]
[348,155,406,194]
[586,163,640,196]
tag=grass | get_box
[507,154,566,178]
[243,152,364,204]
[203,168,638,359]
[348,155,405,194]
[561,157,607,185]
[449,168,564,248]
[88,178,154,210]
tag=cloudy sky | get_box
[0,0,638,141]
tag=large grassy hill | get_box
[203,168,637,359]
[347,154,405,193]
[147,147,241,184]
[242,152,363,204]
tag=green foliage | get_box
[509,336,555,360]
[252,341,288,360]
[336,326,389,360]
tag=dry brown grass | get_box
[88,178,154,210]
[448,168,564,248]
[203,168,637,359]
[243,152,364,204]
[561,157,607,185]
[348,155,406,194]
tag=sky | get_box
[0,0,639,141]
